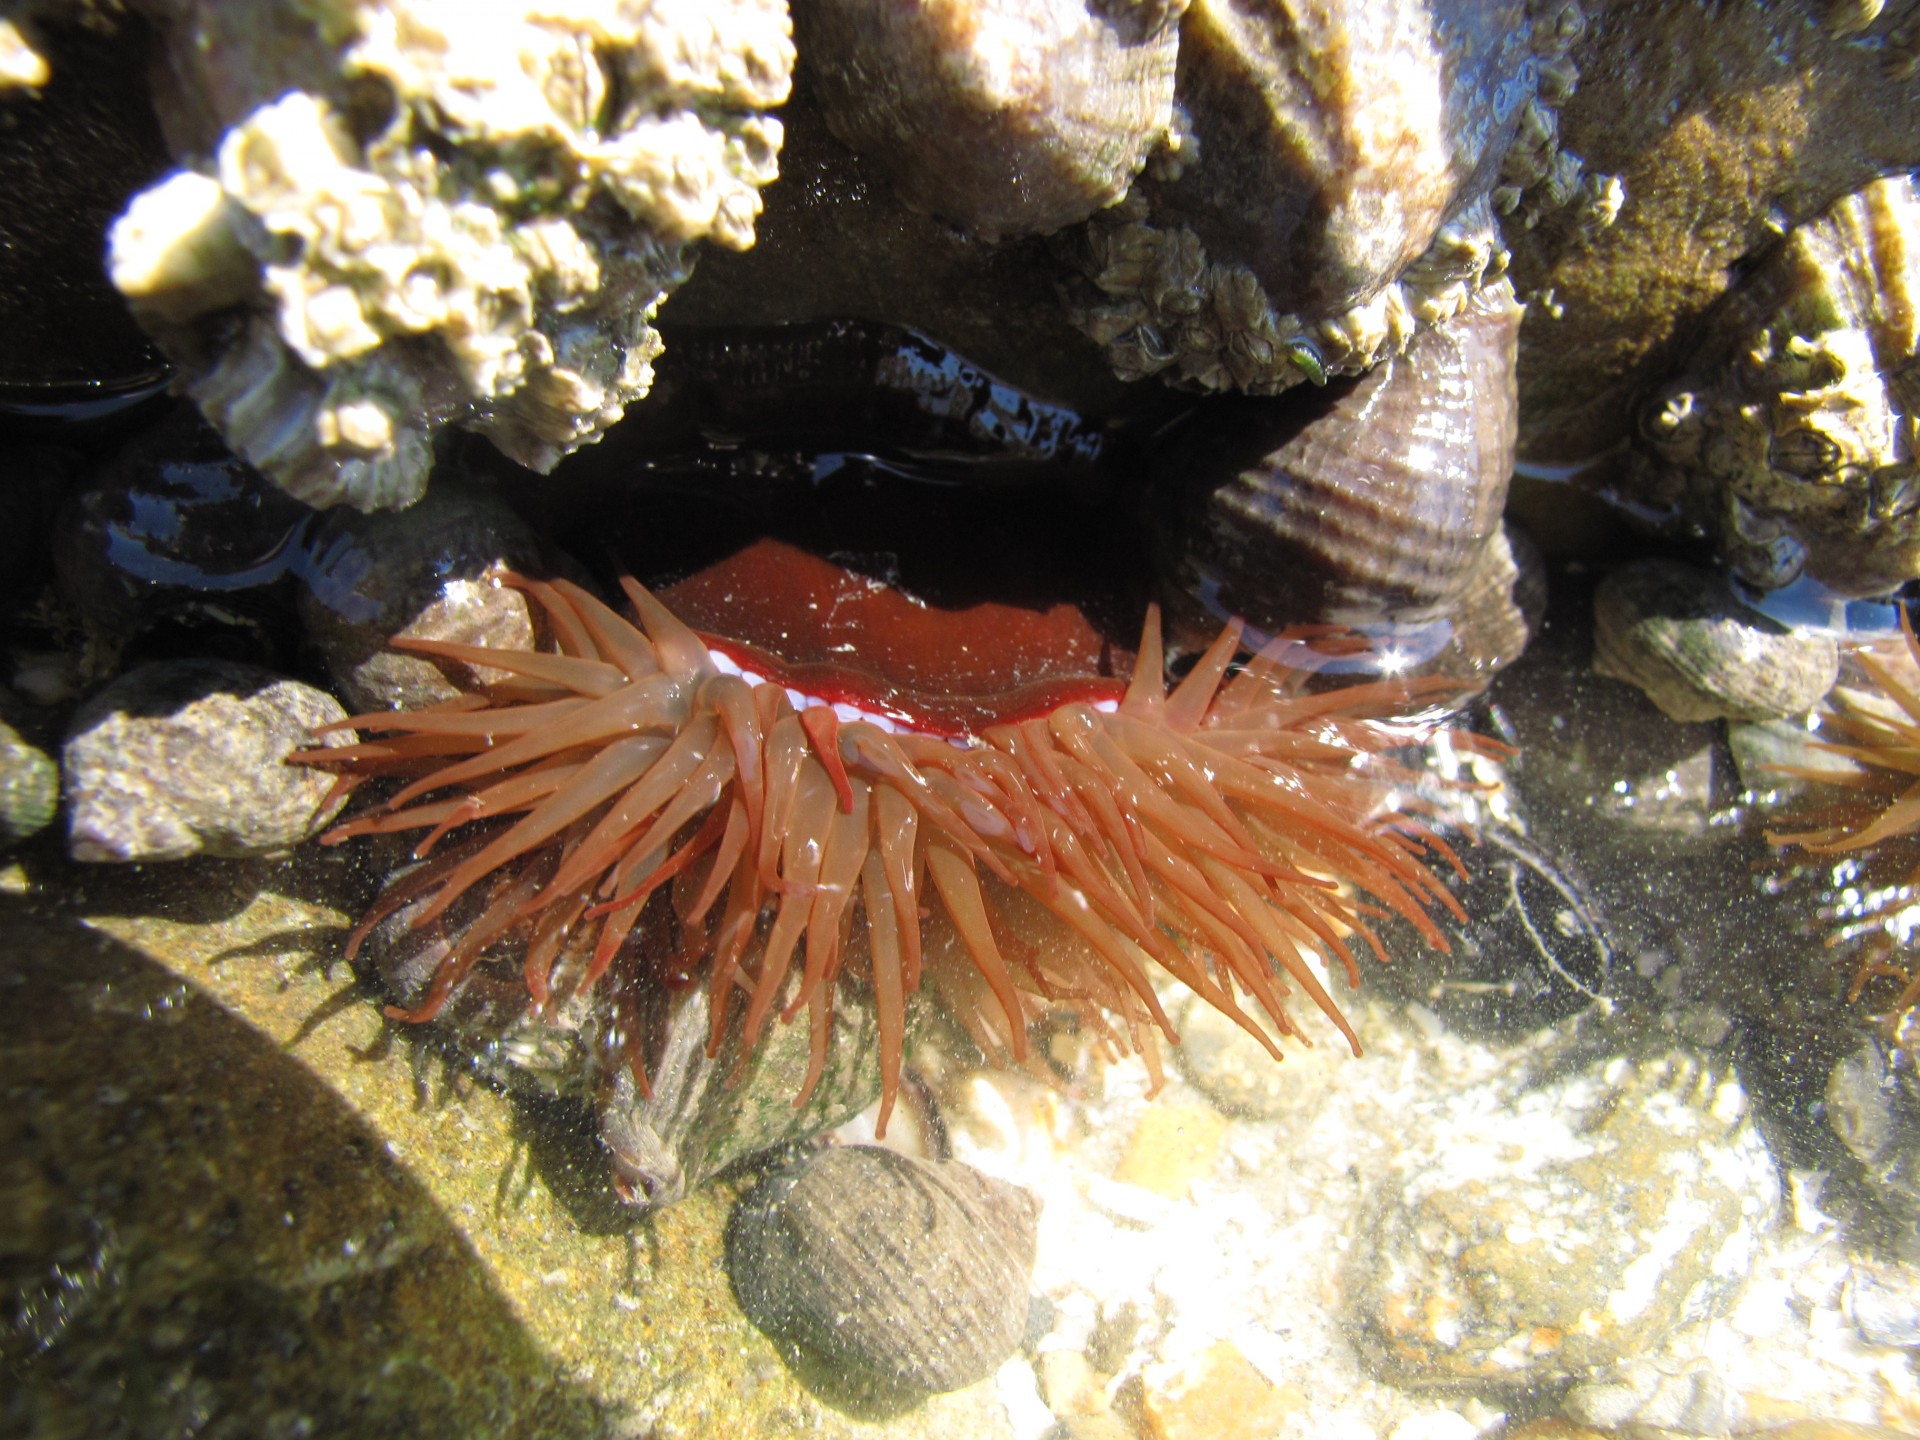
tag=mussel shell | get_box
[1151,283,1522,667]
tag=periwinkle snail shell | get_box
[726,1145,1041,1395]
[1150,281,1525,678]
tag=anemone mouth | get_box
[292,567,1475,1132]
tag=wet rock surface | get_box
[727,1145,1041,1397]
[61,660,350,862]
[3,857,1018,1440]
[0,896,600,1440]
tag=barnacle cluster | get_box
[1636,174,1920,596]
[105,0,793,510]
[1066,0,1595,393]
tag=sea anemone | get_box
[294,555,1472,1130]
[1769,614,1920,1028]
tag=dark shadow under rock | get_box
[0,900,608,1440]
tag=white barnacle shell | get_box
[107,0,795,512]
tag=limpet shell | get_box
[799,0,1181,240]
[1591,558,1839,722]
[726,1145,1040,1394]
[1151,281,1526,682]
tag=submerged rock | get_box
[1591,559,1840,723]
[0,716,56,848]
[1351,1048,1779,1387]
[62,659,351,861]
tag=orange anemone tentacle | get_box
[297,568,1474,1140]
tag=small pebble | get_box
[1134,1339,1301,1440]
[1172,995,1348,1122]
[1563,1358,1743,1435]
[0,715,57,847]
[1036,1348,1106,1417]
[1111,1098,1228,1199]
[1843,1265,1920,1347]
[1823,1039,1920,1260]
[297,479,541,713]
[62,660,350,861]
[1048,1415,1136,1440]
[1387,1413,1482,1440]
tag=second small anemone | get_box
[1770,615,1920,1037]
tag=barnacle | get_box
[107,0,793,510]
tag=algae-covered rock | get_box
[1511,0,1920,466]
[0,900,604,1439]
